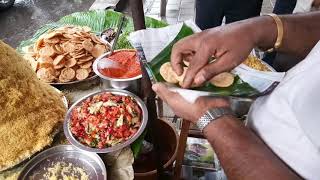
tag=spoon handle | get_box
[111,15,126,54]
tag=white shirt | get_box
[248,41,320,179]
[293,0,313,13]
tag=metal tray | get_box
[48,37,112,86]
[53,87,69,108]
[18,145,107,180]
[50,74,99,86]
[64,89,148,153]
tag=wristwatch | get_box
[196,107,235,132]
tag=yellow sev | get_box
[0,41,66,171]
[243,55,270,72]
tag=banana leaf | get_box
[149,24,258,97]
[17,10,168,52]
[150,24,194,79]
[18,22,62,52]
[194,76,258,96]
[59,10,108,33]
[131,129,148,159]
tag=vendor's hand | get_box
[313,0,320,8]
[171,18,275,88]
[152,83,230,123]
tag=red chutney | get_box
[99,50,142,79]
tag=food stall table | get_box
[0,1,208,179]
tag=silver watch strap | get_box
[196,107,234,132]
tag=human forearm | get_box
[254,12,320,58]
[203,116,301,180]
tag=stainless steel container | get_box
[93,49,142,92]
[18,145,107,180]
[63,89,148,153]
[229,96,254,117]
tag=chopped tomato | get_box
[70,92,142,148]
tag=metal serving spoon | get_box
[99,14,127,69]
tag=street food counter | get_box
[0,1,282,179]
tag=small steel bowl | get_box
[93,49,142,90]
[63,89,148,153]
[18,145,107,180]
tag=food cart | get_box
[0,0,283,179]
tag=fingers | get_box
[171,35,199,75]
[194,52,240,85]
[152,83,198,122]
[152,83,178,103]
[152,83,190,107]
[182,44,211,88]
[183,54,193,62]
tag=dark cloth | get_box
[195,0,263,30]
[273,0,297,14]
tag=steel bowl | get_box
[18,145,107,180]
[229,96,254,117]
[63,89,148,153]
[92,49,142,90]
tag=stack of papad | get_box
[23,26,110,83]
[0,41,66,171]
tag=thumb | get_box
[152,83,177,103]
[194,53,239,85]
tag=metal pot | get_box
[134,119,178,180]
[93,49,142,92]
[229,96,254,117]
